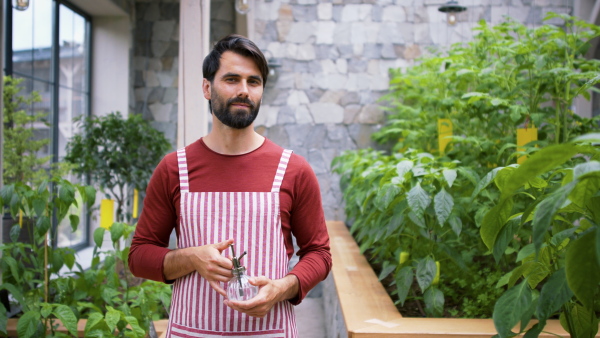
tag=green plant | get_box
[0,178,96,336]
[65,111,171,222]
[332,12,600,327]
[0,180,171,337]
[2,76,51,186]
[332,148,489,317]
[479,134,600,337]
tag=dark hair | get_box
[203,34,269,87]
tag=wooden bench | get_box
[327,220,580,338]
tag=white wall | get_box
[92,16,130,117]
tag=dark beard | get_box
[211,92,260,129]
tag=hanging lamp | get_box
[438,0,467,26]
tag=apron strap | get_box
[176,147,190,194]
[271,149,293,193]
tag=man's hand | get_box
[163,239,234,296]
[224,274,299,318]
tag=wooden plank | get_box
[326,221,594,338]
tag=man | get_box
[128,34,332,338]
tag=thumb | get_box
[213,238,234,252]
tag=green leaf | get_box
[94,227,106,248]
[442,169,457,187]
[0,283,24,305]
[471,167,502,200]
[32,198,46,217]
[378,262,396,281]
[396,160,414,180]
[494,218,520,263]
[85,312,105,333]
[375,184,401,211]
[395,267,413,306]
[433,188,453,226]
[504,144,580,197]
[423,287,444,317]
[407,183,431,218]
[69,214,80,232]
[561,303,600,337]
[572,132,600,143]
[536,268,573,322]
[532,181,576,253]
[449,214,462,236]
[566,228,600,309]
[40,303,52,318]
[416,257,436,292]
[524,261,550,289]
[64,250,75,269]
[516,243,535,262]
[3,256,22,285]
[105,306,121,331]
[125,316,146,338]
[481,197,514,250]
[110,222,125,244]
[17,310,41,338]
[569,171,600,209]
[53,304,78,337]
[493,281,533,338]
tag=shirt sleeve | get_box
[128,154,178,283]
[286,156,332,305]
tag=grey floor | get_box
[296,296,326,338]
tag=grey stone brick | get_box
[292,5,318,21]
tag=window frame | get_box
[4,0,93,251]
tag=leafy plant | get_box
[2,76,51,186]
[65,111,171,222]
[0,178,96,336]
[0,180,171,337]
[479,134,600,337]
[332,12,600,328]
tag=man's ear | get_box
[202,78,211,100]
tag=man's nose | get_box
[237,81,249,98]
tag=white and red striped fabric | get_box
[166,148,298,338]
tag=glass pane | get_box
[58,87,86,160]
[12,0,53,81]
[12,3,33,77]
[32,0,53,82]
[59,5,88,92]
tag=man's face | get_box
[203,51,264,129]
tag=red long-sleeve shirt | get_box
[128,138,332,304]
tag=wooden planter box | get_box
[325,221,595,338]
[6,318,169,337]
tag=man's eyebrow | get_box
[221,72,262,83]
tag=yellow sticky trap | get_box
[19,210,23,228]
[133,189,139,219]
[438,118,453,154]
[517,127,538,164]
[100,199,114,229]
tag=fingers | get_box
[209,280,227,298]
[248,276,269,287]
[213,238,234,252]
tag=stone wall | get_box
[131,0,180,149]
[252,0,573,221]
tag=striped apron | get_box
[166,147,298,338]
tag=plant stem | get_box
[411,288,426,317]
[44,231,49,303]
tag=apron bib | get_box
[165,148,298,338]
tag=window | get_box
[6,0,91,250]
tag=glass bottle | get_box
[227,244,258,301]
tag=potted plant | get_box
[64,111,171,222]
